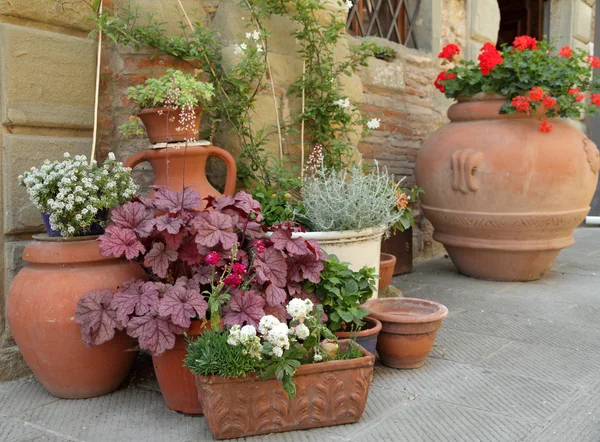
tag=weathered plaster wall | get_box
[0,0,97,380]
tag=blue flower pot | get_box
[40,210,108,238]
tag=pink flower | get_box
[253,240,265,254]
[232,263,247,275]
[223,273,243,287]
[205,251,220,266]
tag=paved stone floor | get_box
[2,228,600,441]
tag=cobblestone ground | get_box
[1,228,599,442]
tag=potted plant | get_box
[121,70,236,206]
[364,298,448,369]
[302,255,381,354]
[75,188,325,412]
[7,153,142,399]
[184,299,375,439]
[416,37,600,281]
[123,68,214,144]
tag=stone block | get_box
[129,0,207,36]
[0,23,96,129]
[0,346,30,381]
[467,0,500,43]
[573,0,593,43]
[4,240,27,298]
[361,59,405,91]
[0,0,95,32]
[2,134,92,234]
[266,53,303,89]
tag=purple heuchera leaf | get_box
[288,253,324,283]
[163,229,186,250]
[264,283,287,307]
[253,246,288,288]
[263,304,287,322]
[144,242,178,279]
[193,265,213,285]
[155,214,183,235]
[153,186,202,213]
[126,312,176,356]
[110,202,155,238]
[179,240,202,265]
[76,290,121,347]
[270,228,308,256]
[111,280,159,326]
[193,211,238,250]
[98,225,145,260]
[223,292,266,326]
[158,286,208,328]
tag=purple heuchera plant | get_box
[75,187,324,356]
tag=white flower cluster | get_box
[259,315,290,357]
[18,152,138,237]
[333,98,351,109]
[366,118,381,130]
[341,0,354,12]
[286,298,314,323]
[228,324,262,359]
[234,29,263,55]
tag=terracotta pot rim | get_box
[195,340,375,385]
[364,298,449,324]
[334,316,382,339]
[138,106,201,114]
[22,238,120,265]
[379,253,396,266]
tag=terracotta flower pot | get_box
[152,320,211,414]
[364,298,448,369]
[195,341,375,439]
[333,316,382,355]
[381,227,413,275]
[138,106,202,144]
[7,235,145,398]
[378,253,397,290]
[125,144,237,209]
[415,96,600,281]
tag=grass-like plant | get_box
[300,163,403,232]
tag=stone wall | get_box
[0,0,97,380]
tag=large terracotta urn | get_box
[125,143,237,208]
[7,236,146,398]
[415,96,600,281]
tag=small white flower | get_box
[63,152,70,158]
[333,98,350,108]
[342,0,353,11]
[227,325,242,346]
[108,152,116,160]
[286,298,314,322]
[245,32,252,39]
[256,44,263,53]
[271,346,283,358]
[366,118,381,129]
[252,30,260,41]
[67,226,75,234]
[313,352,323,362]
[234,43,248,54]
[292,323,310,340]
[259,315,281,335]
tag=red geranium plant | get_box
[75,187,325,356]
[435,37,600,132]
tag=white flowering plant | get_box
[18,153,137,237]
[185,299,363,399]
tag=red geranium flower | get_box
[575,93,586,102]
[539,119,553,133]
[438,43,461,60]
[591,93,600,106]
[511,95,531,115]
[528,87,545,102]
[513,36,537,51]
[542,96,557,109]
[568,87,580,96]
[434,71,456,93]
[478,42,503,75]
[588,56,600,68]
[558,46,573,58]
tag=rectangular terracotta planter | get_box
[194,342,375,439]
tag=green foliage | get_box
[184,331,258,378]
[392,184,422,234]
[337,340,365,360]
[362,42,395,61]
[252,177,305,226]
[118,116,145,139]
[303,255,376,332]
[127,69,214,109]
[441,40,600,120]
[300,163,404,232]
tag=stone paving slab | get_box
[0,227,599,441]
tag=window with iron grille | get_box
[346,0,422,48]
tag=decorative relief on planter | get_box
[195,347,375,439]
[450,149,484,193]
[582,138,600,174]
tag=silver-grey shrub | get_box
[300,163,403,232]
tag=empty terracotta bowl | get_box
[364,298,449,369]
[378,253,397,290]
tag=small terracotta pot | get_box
[364,298,448,369]
[7,235,145,398]
[334,316,382,355]
[378,253,397,290]
[195,340,375,439]
[152,320,211,414]
[138,106,202,144]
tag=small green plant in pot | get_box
[303,255,380,354]
[122,68,214,143]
